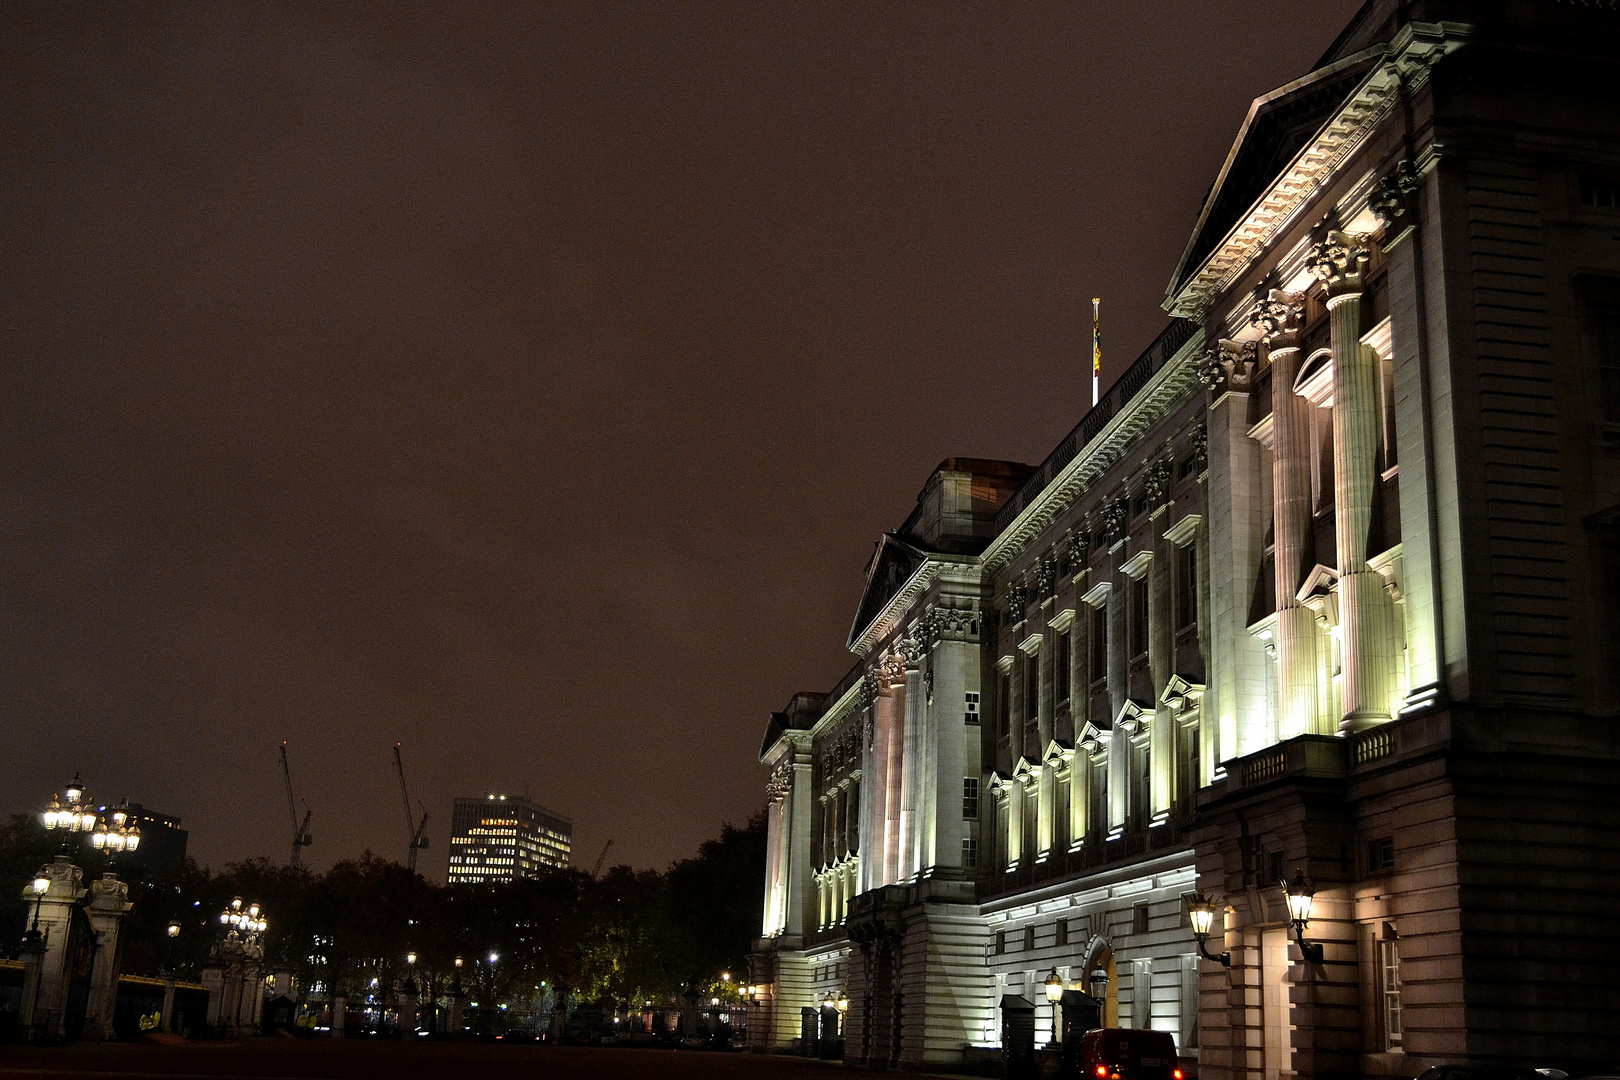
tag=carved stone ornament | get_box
[1144,458,1174,505]
[1195,346,1228,392]
[1307,229,1371,297]
[1250,289,1305,346]
[1035,556,1056,597]
[765,759,794,803]
[1070,528,1091,566]
[863,669,888,702]
[927,603,981,643]
[1102,497,1129,543]
[879,648,908,685]
[1008,580,1028,614]
[924,665,935,703]
[1369,160,1421,228]
[1192,423,1208,471]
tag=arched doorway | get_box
[1079,936,1119,1029]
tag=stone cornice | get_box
[1164,22,1471,320]
[980,332,1206,576]
[805,677,866,744]
[847,552,978,657]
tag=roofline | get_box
[1163,46,1386,306]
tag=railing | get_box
[1243,750,1287,786]
[993,318,1199,533]
[1354,727,1394,765]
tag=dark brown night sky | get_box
[0,2,1355,875]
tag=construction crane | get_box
[280,741,314,867]
[393,743,430,873]
[592,838,614,878]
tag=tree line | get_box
[0,812,765,1010]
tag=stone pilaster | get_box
[1310,231,1397,731]
[82,872,132,1041]
[1254,290,1325,739]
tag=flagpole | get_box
[1091,297,1101,407]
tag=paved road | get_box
[0,1041,870,1080]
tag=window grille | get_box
[963,778,979,820]
[965,691,980,725]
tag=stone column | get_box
[900,649,923,882]
[1146,461,1175,821]
[161,970,177,1033]
[858,694,883,893]
[1204,352,1270,765]
[17,930,46,1037]
[882,654,907,885]
[1254,291,1324,739]
[81,873,132,1041]
[787,756,814,936]
[1310,231,1396,731]
[28,857,86,1043]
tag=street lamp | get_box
[1044,968,1063,1048]
[25,870,50,938]
[42,774,100,850]
[164,921,181,972]
[835,991,848,1035]
[89,801,142,863]
[1186,891,1231,967]
[1284,869,1324,964]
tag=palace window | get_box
[965,691,980,725]
[1024,926,1036,951]
[1177,545,1197,631]
[998,672,1011,738]
[1580,173,1620,209]
[1056,917,1069,946]
[995,930,1006,955]
[1090,761,1108,839]
[1130,579,1149,658]
[1091,606,1109,682]
[1578,275,1620,425]
[1024,652,1040,720]
[1055,630,1071,704]
[962,837,978,868]
[963,778,979,820]
[1132,902,1150,936]
[1378,939,1403,1050]
[1368,836,1395,873]
[1130,741,1151,829]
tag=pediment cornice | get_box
[1164,22,1471,321]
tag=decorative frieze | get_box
[1144,458,1174,506]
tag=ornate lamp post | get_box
[1044,968,1063,1048]
[1284,870,1324,963]
[210,898,269,1035]
[42,774,100,851]
[88,801,142,866]
[161,922,181,1033]
[835,990,848,1036]
[1187,891,1232,967]
[24,871,50,938]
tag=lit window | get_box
[1378,939,1402,1050]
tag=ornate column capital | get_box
[1251,289,1306,351]
[1308,230,1371,301]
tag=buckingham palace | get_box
[747,1,1620,1076]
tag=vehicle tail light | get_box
[1174,1071,1185,1079]
[1096,1067,1108,1078]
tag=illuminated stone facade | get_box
[751,2,1620,1074]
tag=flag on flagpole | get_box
[1091,297,1101,407]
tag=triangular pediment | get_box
[847,533,928,651]
[1167,49,1381,300]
